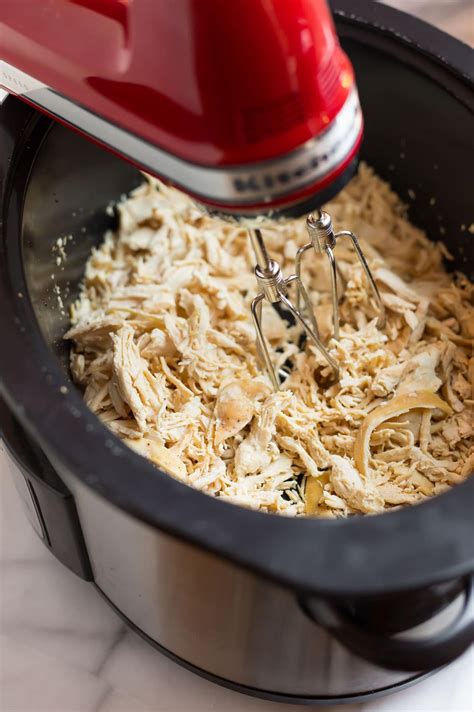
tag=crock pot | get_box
[1,0,473,704]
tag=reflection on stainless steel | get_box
[62,472,462,697]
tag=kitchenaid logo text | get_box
[0,69,30,93]
[0,62,41,94]
[232,105,360,195]
[233,153,331,193]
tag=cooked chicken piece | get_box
[190,457,226,489]
[260,305,288,342]
[214,379,270,445]
[374,268,422,303]
[305,474,329,515]
[354,391,452,478]
[460,314,474,339]
[409,471,435,495]
[312,304,334,342]
[442,379,465,413]
[381,293,417,314]
[139,328,177,358]
[372,345,442,398]
[419,410,432,453]
[396,346,442,395]
[408,298,430,345]
[329,455,384,513]
[65,315,125,347]
[452,372,472,401]
[372,362,405,397]
[124,437,187,480]
[377,482,420,505]
[112,325,165,431]
[460,453,474,477]
[441,410,473,447]
[426,317,473,347]
[234,392,291,477]
[278,436,321,478]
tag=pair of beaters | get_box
[248,212,386,389]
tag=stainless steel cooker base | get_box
[95,585,436,705]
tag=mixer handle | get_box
[299,575,474,672]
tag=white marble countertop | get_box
[1,444,473,712]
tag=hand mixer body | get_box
[0,0,362,215]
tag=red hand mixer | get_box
[0,0,362,216]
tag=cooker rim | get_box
[1,1,473,598]
[332,0,474,87]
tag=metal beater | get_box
[248,227,339,390]
[296,210,385,340]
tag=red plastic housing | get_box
[0,0,362,212]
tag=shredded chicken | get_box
[65,164,473,517]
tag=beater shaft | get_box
[249,228,271,271]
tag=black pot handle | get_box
[299,575,474,672]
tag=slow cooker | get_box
[1,0,473,704]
